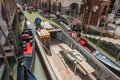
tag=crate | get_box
[36,29,50,45]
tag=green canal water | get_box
[32,52,47,80]
[2,53,47,80]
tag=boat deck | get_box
[46,40,96,80]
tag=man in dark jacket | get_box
[34,17,42,30]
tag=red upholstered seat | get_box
[23,42,32,54]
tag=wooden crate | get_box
[36,29,50,45]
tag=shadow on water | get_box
[31,52,47,80]
[2,57,16,80]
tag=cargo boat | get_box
[35,26,119,80]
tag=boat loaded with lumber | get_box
[35,21,120,80]
[36,29,95,80]
[70,31,120,73]
[17,27,36,80]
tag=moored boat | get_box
[35,23,120,80]
[70,31,120,73]
[17,27,36,80]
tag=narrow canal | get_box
[32,52,47,80]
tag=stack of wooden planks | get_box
[58,43,95,75]
[41,21,53,30]
[36,29,50,45]
[59,43,73,52]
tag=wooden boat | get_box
[35,29,97,80]
[17,27,36,80]
[70,31,120,73]
[92,51,120,72]
[35,26,120,79]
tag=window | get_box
[93,6,99,12]
[102,6,107,15]
[86,6,89,12]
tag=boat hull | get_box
[17,28,36,80]
[92,51,120,73]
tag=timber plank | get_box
[2,45,14,51]
[76,59,95,75]
[47,56,63,80]
[58,43,73,51]
[0,52,14,58]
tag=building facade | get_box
[112,0,120,15]
[21,0,111,26]
[29,0,83,17]
[81,0,110,26]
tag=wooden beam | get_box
[0,42,13,76]
[116,52,120,61]
[2,45,14,51]
[0,26,17,61]
[0,52,14,58]
[9,25,18,50]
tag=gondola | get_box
[17,27,36,80]
[70,31,120,73]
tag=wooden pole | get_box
[85,11,92,36]
[0,42,13,77]
[116,52,120,61]
[113,24,117,38]
[96,17,107,47]
[5,0,12,17]
[81,7,85,33]
[9,26,18,50]
[2,0,10,20]
[5,0,18,51]
[16,5,21,35]
[0,27,17,61]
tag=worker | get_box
[24,18,32,29]
[56,10,60,19]
[34,17,42,30]
[72,18,78,31]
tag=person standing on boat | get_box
[72,18,78,31]
[24,18,32,29]
[34,17,42,30]
[56,10,60,19]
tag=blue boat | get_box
[92,51,120,72]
